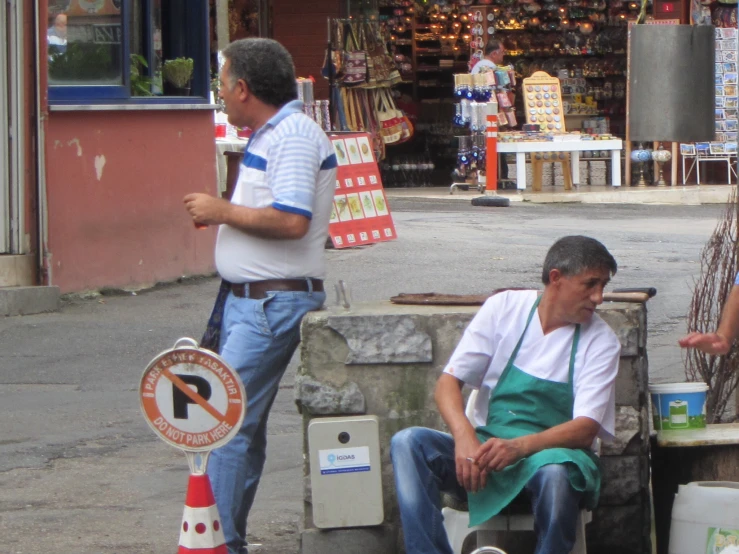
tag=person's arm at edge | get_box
[183,193,310,240]
[435,373,487,492]
[679,284,739,355]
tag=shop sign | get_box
[92,24,122,44]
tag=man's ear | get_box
[548,268,563,285]
[235,79,249,102]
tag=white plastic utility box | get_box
[308,415,384,529]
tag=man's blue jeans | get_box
[207,288,325,554]
[390,427,584,554]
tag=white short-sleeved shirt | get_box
[444,290,621,440]
[215,100,337,283]
[471,59,497,74]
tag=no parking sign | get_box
[140,338,246,453]
[140,338,245,553]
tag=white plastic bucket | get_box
[669,481,739,554]
[649,382,708,431]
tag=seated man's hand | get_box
[474,437,527,474]
[454,436,486,493]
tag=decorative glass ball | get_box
[630,148,652,163]
[651,148,672,163]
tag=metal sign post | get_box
[140,337,246,554]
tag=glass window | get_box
[48,0,209,104]
[47,0,124,87]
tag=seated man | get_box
[391,235,621,554]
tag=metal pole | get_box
[327,18,334,131]
[215,0,230,50]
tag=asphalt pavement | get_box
[0,199,729,554]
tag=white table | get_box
[696,153,737,185]
[215,138,249,194]
[497,139,623,190]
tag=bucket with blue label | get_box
[649,382,708,431]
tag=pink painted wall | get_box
[45,110,218,292]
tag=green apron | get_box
[467,296,601,527]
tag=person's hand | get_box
[183,193,231,226]
[474,436,526,474]
[678,332,731,355]
[454,436,486,493]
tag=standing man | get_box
[47,13,68,57]
[471,39,509,181]
[471,39,505,75]
[391,236,621,554]
[184,38,336,554]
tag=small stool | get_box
[442,504,590,554]
[530,152,573,191]
[442,389,592,554]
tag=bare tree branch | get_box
[684,188,739,423]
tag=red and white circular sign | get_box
[140,338,246,452]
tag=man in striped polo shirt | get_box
[184,38,336,554]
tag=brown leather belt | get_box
[230,278,324,299]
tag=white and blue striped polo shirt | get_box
[215,100,337,283]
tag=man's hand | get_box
[473,436,527,474]
[183,193,232,226]
[678,332,732,355]
[454,435,486,493]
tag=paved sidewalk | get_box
[385,183,736,205]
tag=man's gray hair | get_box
[541,235,617,284]
[222,38,297,108]
[484,39,503,56]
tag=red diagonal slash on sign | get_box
[161,367,225,421]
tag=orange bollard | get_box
[178,473,228,554]
[485,101,499,193]
[471,100,509,207]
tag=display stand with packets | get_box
[522,71,566,133]
[329,132,397,248]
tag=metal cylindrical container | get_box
[628,25,715,142]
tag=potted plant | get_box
[130,54,153,97]
[162,57,194,96]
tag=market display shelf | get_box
[507,52,626,59]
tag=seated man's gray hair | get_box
[541,235,617,284]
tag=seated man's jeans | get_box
[390,427,584,554]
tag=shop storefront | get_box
[316,0,737,189]
[4,1,736,295]
[2,1,219,294]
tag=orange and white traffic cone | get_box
[178,473,227,554]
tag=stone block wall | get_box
[296,301,651,554]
